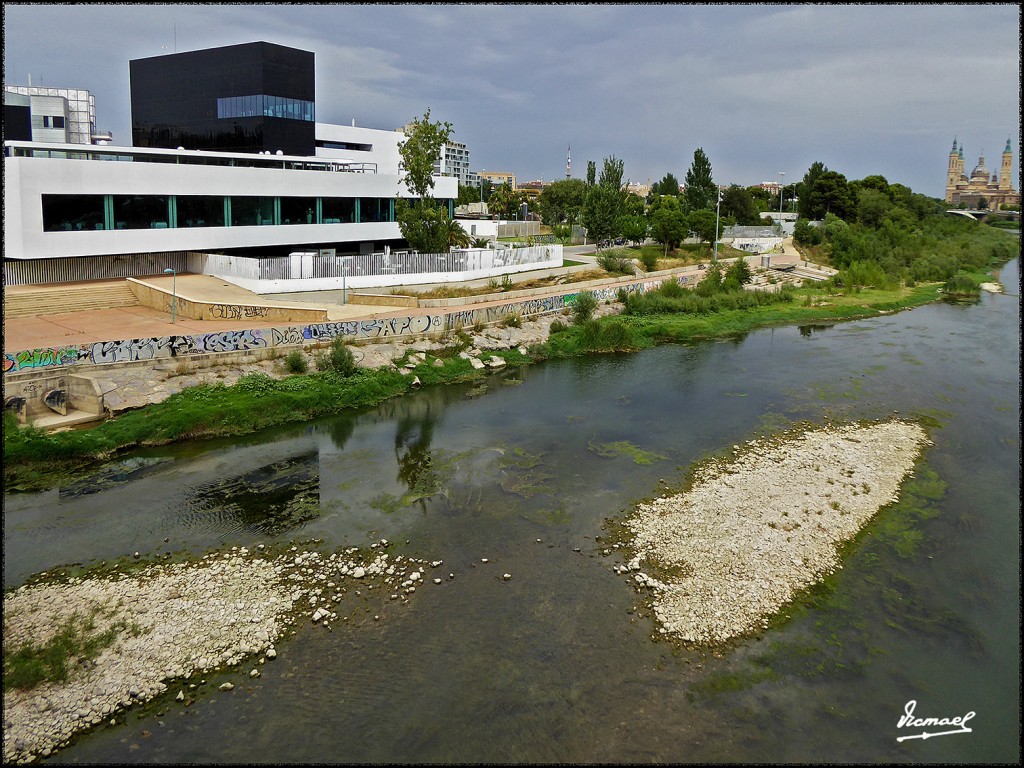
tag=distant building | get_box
[3,85,112,144]
[945,138,1020,209]
[478,171,516,188]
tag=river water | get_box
[4,258,1020,763]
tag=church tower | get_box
[999,138,1013,191]
[946,138,959,202]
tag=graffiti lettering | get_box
[210,304,271,320]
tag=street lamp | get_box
[163,268,177,323]
[713,187,722,262]
[778,171,786,236]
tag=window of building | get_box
[176,196,225,228]
[359,198,390,223]
[230,196,276,226]
[321,197,356,224]
[217,95,314,122]
[279,196,318,225]
[41,194,106,231]
[53,116,66,129]
[112,195,170,230]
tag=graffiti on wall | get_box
[4,275,678,374]
[210,304,272,320]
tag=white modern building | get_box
[3,123,458,285]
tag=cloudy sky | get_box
[4,3,1020,198]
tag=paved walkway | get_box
[3,242,806,354]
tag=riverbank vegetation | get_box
[4,166,1016,491]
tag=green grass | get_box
[4,611,122,692]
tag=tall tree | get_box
[396,109,454,252]
[398,108,452,200]
[720,185,761,225]
[598,155,625,190]
[649,194,687,255]
[651,172,681,197]
[812,170,855,221]
[797,161,827,220]
[586,160,596,187]
[687,208,719,245]
[684,147,716,211]
[538,178,587,225]
[581,184,623,244]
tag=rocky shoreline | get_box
[618,419,931,645]
[2,542,446,764]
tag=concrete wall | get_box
[127,278,329,323]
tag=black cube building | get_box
[130,41,315,155]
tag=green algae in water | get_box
[588,439,667,465]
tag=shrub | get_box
[596,250,635,275]
[658,278,685,298]
[503,312,522,328]
[549,319,567,334]
[316,337,357,377]
[571,290,598,324]
[284,350,308,374]
[639,250,659,272]
[501,274,514,291]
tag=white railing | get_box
[201,246,559,281]
[199,245,563,293]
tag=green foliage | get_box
[638,249,660,272]
[943,272,981,297]
[625,283,795,317]
[721,185,762,225]
[723,256,753,289]
[396,197,450,253]
[577,318,639,351]
[315,337,358,377]
[583,182,625,243]
[658,277,685,298]
[684,147,716,211]
[549,319,567,334]
[570,290,599,324]
[398,108,453,199]
[618,214,649,246]
[649,194,688,253]
[284,349,308,374]
[4,611,121,692]
[596,249,635,275]
[503,312,522,328]
[538,178,587,225]
[794,219,824,246]
[650,172,681,197]
[687,208,719,245]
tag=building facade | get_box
[3,85,112,144]
[5,41,458,283]
[129,41,316,156]
[945,138,1020,209]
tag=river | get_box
[4,258,1019,763]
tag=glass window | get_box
[279,196,318,225]
[41,194,106,232]
[321,197,355,224]
[359,198,390,223]
[176,196,225,228]
[230,196,275,226]
[53,116,66,129]
[112,195,170,230]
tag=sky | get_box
[3,3,1021,198]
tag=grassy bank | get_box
[0,272,985,493]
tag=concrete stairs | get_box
[3,280,140,318]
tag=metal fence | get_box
[4,252,193,285]
[199,246,559,281]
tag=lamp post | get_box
[713,187,722,262]
[778,171,785,237]
[163,268,177,323]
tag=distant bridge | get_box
[946,209,1020,222]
